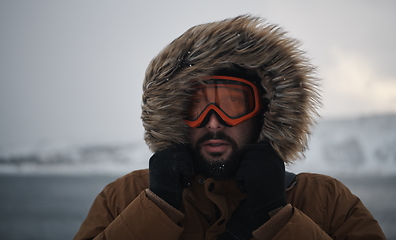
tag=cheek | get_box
[235,129,252,147]
[189,128,201,148]
[234,120,259,146]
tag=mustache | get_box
[196,131,234,147]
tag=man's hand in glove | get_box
[149,145,193,210]
[218,141,286,240]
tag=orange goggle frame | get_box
[184,75,261,128]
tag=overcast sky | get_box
[1,0,395,151]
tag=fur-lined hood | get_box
[141,15,320,163]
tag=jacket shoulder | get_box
[290,172,354,205]
[114,168,150,187]
[101,169,150,213]
[293,172,350,189]
[288,172,367,234]
[295,172,339,181]
[111,168,149,191]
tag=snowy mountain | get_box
[0,142,151,175]
[1,114,395,176]
[288,114,396,176]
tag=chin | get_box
[202,149,231,160]
[194,151,240,180]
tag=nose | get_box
[205,113,225,131]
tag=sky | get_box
[1,0,395,152]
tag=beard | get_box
[192,131,243,180]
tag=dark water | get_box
[0,174,394,240]
[0,174,117,240]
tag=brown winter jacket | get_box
[73,169,385,240]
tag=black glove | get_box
[149,145,193,209]
[218,141,286,240]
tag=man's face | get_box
[189,113,259,179]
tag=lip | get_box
[202,139,229,153]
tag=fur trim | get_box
[141,15,321,163]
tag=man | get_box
[74,15,386,239]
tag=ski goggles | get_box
[184,75,261,128]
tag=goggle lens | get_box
[184,76,260,128]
